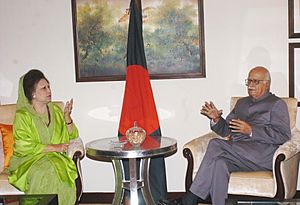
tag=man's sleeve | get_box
[211,108,236,137]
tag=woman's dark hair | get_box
[23,69,49,102]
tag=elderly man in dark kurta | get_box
[159,66,291,205]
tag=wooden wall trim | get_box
[79,191,300,204]
[79,192,184,203]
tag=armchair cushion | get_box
[0,173,24,195]
[228,171,274,198]
[0,123,14,168]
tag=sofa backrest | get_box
[230,97,298,129]
[0,102,64,125]
[0,105,17,125]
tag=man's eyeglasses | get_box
[245,79,269,86]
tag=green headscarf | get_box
[16,75,30,111]
[16,74,54,144]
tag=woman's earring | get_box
[33,95,36,98]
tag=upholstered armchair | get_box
[0,102,85,204]
[183,97,300,199]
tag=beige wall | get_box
[0,0,298,192]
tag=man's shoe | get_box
[158,198,183,205]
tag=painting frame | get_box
[288,0,300,38]
[71,0,206,82]
[288,43,300,106]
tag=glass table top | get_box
[86,136,177,159]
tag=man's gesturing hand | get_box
[229,119,252,135]
[200,101,223,123]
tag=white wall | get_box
[1,0,298,192]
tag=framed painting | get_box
[71,0,206,82]
[288,0,300,38]
[289,43,300,106]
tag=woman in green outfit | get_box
[8,69,79,205]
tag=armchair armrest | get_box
[67,137,85,204]
[67,137,85,160]
[274,128,300,160]
[272,128,300,199]
[183,132,218,191]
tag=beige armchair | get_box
[0,102,85,204]
[183,97,300,199]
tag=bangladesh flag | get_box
[118,0,167,204]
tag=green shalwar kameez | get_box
[8,76,79,205]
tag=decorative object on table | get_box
[126,121,146,146]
